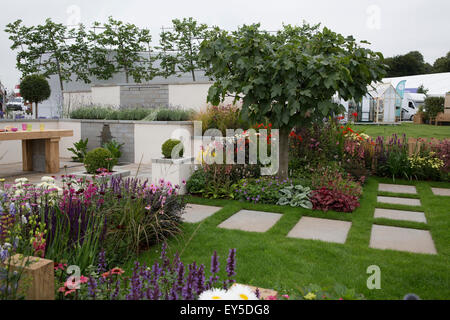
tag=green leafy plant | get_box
[162,139,184,159]
[186,169,206,194]
[68,138,89,162]
[103,140,124,162]
[277,185,312,209]
[84,148,115,174]
[19,74,51,119]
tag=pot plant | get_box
[152,138,193,194]
[73,147,130,180]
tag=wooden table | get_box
[0,129,74,173]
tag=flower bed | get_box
[0,175,185,299]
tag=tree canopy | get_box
[384,50,450,77]
[20,74,51,119]
[200,23,387,178]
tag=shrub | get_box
[186,169,206,194]
[409,150,445,181]
[423,96,445,119]
[310,187,360,213]
[162,139,184,159]
[19,74,51,118]
[84,148,115,174]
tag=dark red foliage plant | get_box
[310,187,360,213]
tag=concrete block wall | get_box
[80,121,135,163]
[120,85,169,108]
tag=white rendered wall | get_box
[91,86,120,107]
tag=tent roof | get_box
[383,72,450,96]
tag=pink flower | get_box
[265,295,278,300]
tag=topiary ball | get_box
[84,147,115,174]
[162,139,184,159]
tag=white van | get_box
[399,93,420,121]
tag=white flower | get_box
[198,288,229,300]
[41,176,55,183]
[14,178,29,184]
[21,215,28,224]
[227,284,259,300]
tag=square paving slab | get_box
[370,225,437,254]
[182,204,222,223]
[287,217,352,244]
[431,187,450,196]
[377,196,421,206]
[374,208,427,223]
[378,183,417,194]
[217,210,282,232]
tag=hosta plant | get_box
[277,185,312,209]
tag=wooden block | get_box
[22,140,33,171]
[230,283,278,300]
[7,254,54,300]
[45,138,60,173]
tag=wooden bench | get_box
[0,129,73,173]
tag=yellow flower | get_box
[304,292,317,300]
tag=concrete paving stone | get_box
[377,196,421,206]
[378,183,417,194]
[431,187,450,196]
[370,225,437,255]
[182,204,222,223]
[217,210,282,232]
[374,208,427,223]
[287,216,352,244]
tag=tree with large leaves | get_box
[199,23,387,179]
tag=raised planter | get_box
[72,169,131,181]
[6,254,54,300]
[151,157,194,194]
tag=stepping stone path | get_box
[377,196,421,206]
[378,183,417,194]
[372,183,438,254]
[182,204,222,223]
[218,210,282,233]
[431,187,450,196]
[287,217,352,244]
[374,208,427,223]
[369,225,437,255]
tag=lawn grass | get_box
[132,177,450,300]
[353,123,450,139]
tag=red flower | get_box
[352,112,358,118]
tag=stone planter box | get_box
[151,157,194,194]
[72,169,131,181]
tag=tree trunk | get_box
[35,102,38,119]
[278,126,291,180]
[191,68,196,82]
